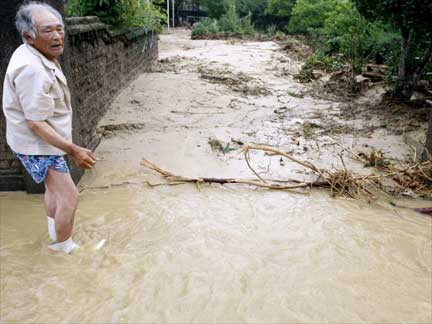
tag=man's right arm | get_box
[13,62,96,169]
[27,120,96,169]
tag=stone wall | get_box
[0,15,158,192]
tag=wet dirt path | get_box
[1,29,431,323]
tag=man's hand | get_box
[27,121,97,169]
[70,145,96,169]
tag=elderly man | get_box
[2,2,96,253]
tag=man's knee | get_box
[68,186,79,206]
[58,191,79,214]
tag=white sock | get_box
[47,216,57,243]
[48,237,79,254]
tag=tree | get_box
[322,1,371,75]
[237,0,268,16]
[288,0,334,34]
[196,0,228,18]
[265,0,296,18]
[353,0,432,99]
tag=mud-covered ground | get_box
[85,28,427,196]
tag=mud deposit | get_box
[1,29,431,323]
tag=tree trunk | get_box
[412,42,432,88]
[394,28,412,99]
[423,110,432,161]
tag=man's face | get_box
[25,10,65,62]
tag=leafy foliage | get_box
[191,3,255,38]
[66,0,165,30]
[196,0,228,18]
[265,0,296,18]
[322,1,374,71]
[288,0,334,34]
[237,0,268,17]
[219,2,255,34]
[218,2,244,32]
[191,17,220,37]
[353,0,432,95]
[122,1,166,32]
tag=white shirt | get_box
[2,43,72,155]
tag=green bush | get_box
[287,0,402,75]
[195,2,255,35]
[122,1,166,32]
[65,0,165,31]
[266,24,277,36]
[65,0,81,16]
[219,3,244,33]
[321,1,401,72]
[191,18,221,38]
[266,0,296,19]
[304,51,344,72]
[197,0,229,18]
[288,0,334,34]
[80,0,126,26]
[321,1,370,71]
[240,13,256,34]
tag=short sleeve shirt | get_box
[2,44,72,155]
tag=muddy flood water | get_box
[1,29,431,323]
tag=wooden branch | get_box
[140,158,328,193]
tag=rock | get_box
[355,75,370,84]
[312,69,324,79]
[355,75,371,91]
[362,63,388,74]
[410,91,427,102]
[362,71,384,82]
[403,130,427,160]
[361,64,387,82]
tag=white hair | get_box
[15,2,64,42]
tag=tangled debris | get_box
[97,122,146,138]
[208,137,244,154]
[277,38,313,61]
[141,144,432,199]
[353,149,432,198]
[198,67,271,96]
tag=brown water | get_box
[1,187,431,323]
[1,29,431,323]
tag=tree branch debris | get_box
[140,144,432,199]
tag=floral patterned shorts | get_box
[15,153,70,184]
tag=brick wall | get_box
[0,15,158,192]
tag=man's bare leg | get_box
[44,168,79,243]
[44,187,57,242]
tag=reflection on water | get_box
[1,186,431,323]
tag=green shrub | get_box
[304,52,344,72]
[288,0,335,34]
[197,0,229,18]
[122,1,166,32]
[65,0,81,16]
[191,18,220,38]
[265,0,296,18]
[321,1,370,71]
[266,24,277,36]
[219,3,243,33]
[241,13,256,35]
[79,0,126,26]
[321,1,401,72]
[65,0,165,31]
